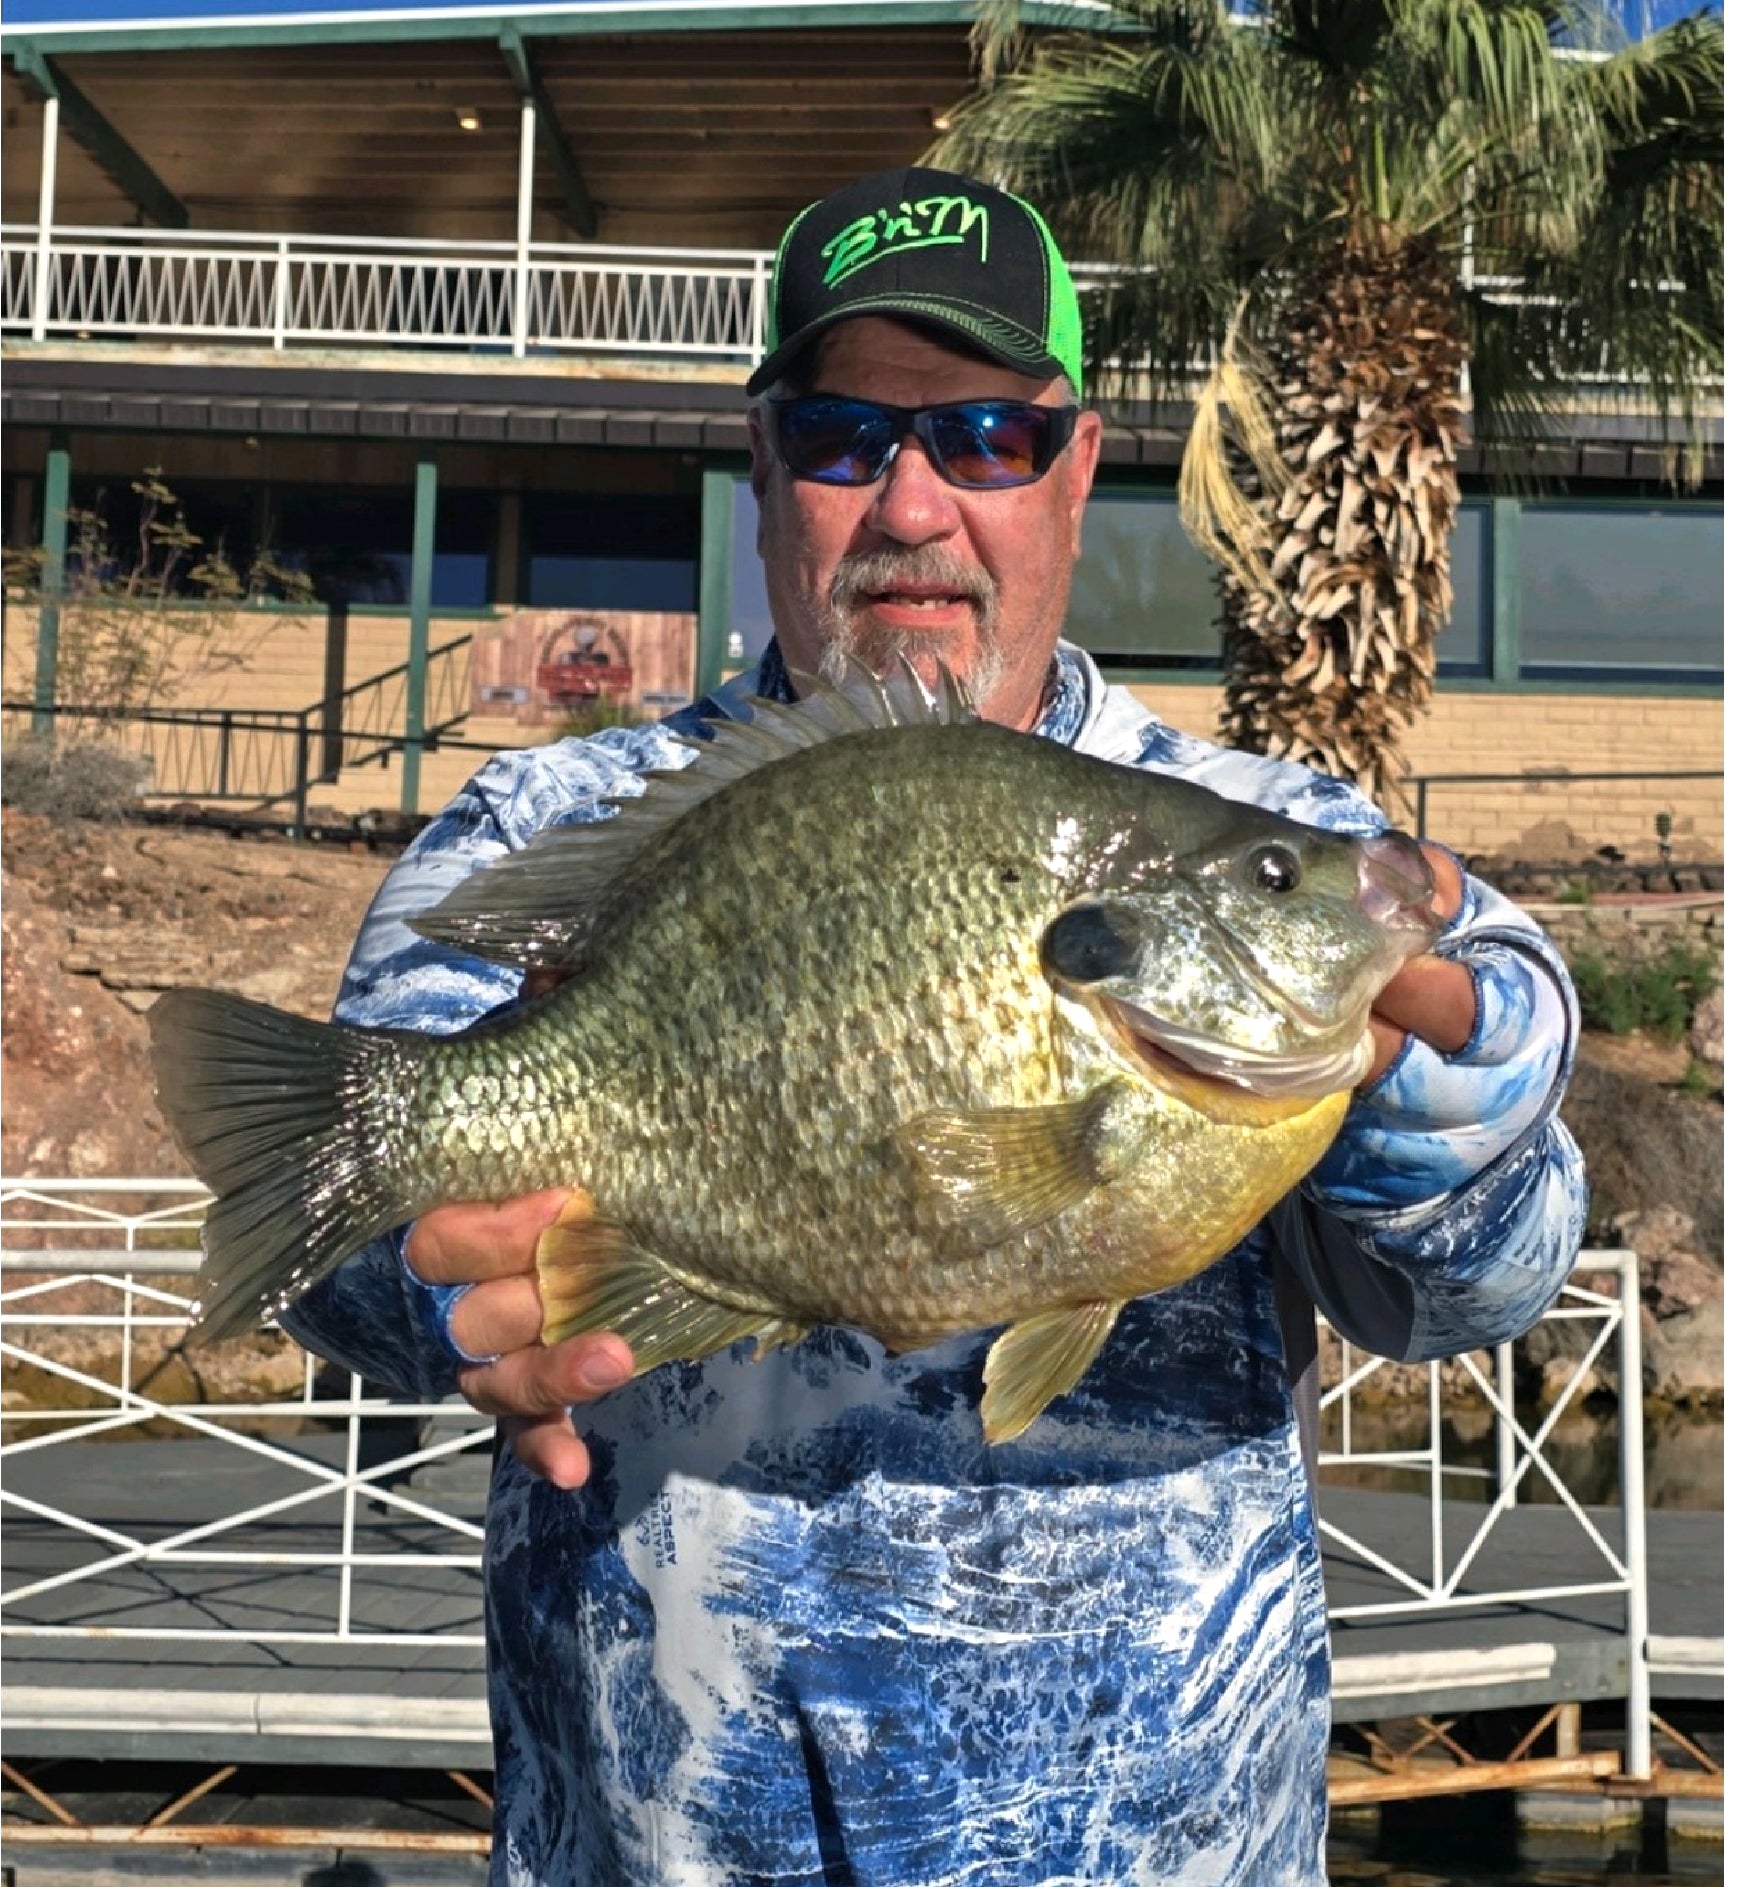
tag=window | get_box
[273,488,493,609]
[64,475,258,595]
[1069,492,1221,667]
[1436,503,1490,677]
[1518,505,1721,684]
[524,493,699,613]
[726,477,776,665]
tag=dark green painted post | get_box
[32,443,70,738]
[401,459,437,815]
[1490,498,1522,686]
[696,466,739,701]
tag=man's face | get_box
[747,317,1103,732]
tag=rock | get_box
[1689,985,1722,1067]
[1523,1206,1724,1407]
[1613,1205,1724,1401]
[1560,1050,1723,1260]
[230,965,312,1006]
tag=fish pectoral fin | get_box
[894,1085,1127,1248]
[536,1199,790,1373]
[980,1300,1125,1444]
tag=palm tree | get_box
[930,0,1721,809]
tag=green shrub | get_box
[556,697,643,739]
[1570,942,1721,1042]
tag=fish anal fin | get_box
[535,1194,787,1373]
[894,1084,1129,1248]
[980,1300,1124,1443]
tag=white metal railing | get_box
[3,224,1644,384]
[0,224,772,360]
[1,1182,1654,1769]
[1319,1249,1651,1776]
[0,1177,490,1651]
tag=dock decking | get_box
[1,1436,1721,1771]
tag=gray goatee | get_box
[817,546,1002,703]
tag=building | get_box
[1,0,1722,861]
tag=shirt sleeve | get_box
[1127,723,1589,1362]
[1286,877,1589,1361]
[278,719,706,1399]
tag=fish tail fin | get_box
[149,988,430,1345]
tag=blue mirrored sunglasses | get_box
[769,396,1080,490]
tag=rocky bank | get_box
[0,807,1723,1408]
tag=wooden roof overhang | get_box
[2,6,1007,246]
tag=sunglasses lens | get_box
[926,403,1056,488]
[775,400,896,485]
[772,399,1073,489]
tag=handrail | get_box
[0,1181,1654,1773]
[1318,1249,1651,1777]
[2,222,1691,390]
[1,632,477,835]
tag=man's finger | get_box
[405,1190,572,1286]
[502,1412,595,1490]
[448,1275,545,1360]
[457,1330,635,1419]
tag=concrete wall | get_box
[1126,682,1724,863]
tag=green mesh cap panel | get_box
[1010,189,1083,395]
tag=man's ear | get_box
[747,402,774,503]
[1063,408,1103,561]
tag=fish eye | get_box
[1248,845,1302,896]
[1040,903,1141,985]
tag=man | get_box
[283,168,1586,1884]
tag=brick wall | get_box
[2,601,1722,852]
[1126,682,1724,862]
[1,603,488,712]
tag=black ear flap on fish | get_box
[148,988,435,1343]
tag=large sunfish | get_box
[149,665,1440,1440]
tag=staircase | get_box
[248,633,548,822]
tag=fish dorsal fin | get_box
[411,658,974,970]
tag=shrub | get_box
[1571,942,1721,1043]
[2,734,154,822]
[556,697,644,739]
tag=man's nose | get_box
[864,437,962,545]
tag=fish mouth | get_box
[1092,993,1375,1114]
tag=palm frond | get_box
[1178,302,1289,599]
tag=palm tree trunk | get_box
[1217,240,1467,815]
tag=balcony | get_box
[1,223,774,369]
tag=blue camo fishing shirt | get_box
[282,641,1588,1887]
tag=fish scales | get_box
[149,668,1441,1440]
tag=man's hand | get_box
[406,1191,634,1490]
[1362,842,1477,1089]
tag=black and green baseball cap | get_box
[747,167,1083,397]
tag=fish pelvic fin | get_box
[537,1194,801,1372]
[410,659,975,973]
[981,1300,1125,1443]
[148,989,432,1345]
[894,1084,1131,1248]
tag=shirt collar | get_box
[747,640,1090,747]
